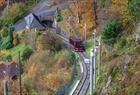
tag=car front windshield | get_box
[76,41,83,48]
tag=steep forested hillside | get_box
[60,0,140,95]
[0,0,140,95]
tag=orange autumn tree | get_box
[23,50,72,94]
[70,0,95,38]
[0,0,5,6]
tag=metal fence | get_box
[54,34,79,95]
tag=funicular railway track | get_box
[13,0,90,94]
[72,53,87,95]
[58,33,90,95]
[73,52,90,95]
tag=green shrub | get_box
[0,54,12,62]
[101,20,123,45]
[0,24,14,50]
[55,14,63,22]
[22,47,33,61]
[0,36,13,49]
[54,8,63,22]
[7,24,14,38]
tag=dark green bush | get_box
[0,24,14,50]
[55,14,63,22]
[54,8,63,22]
[22,47,33,61]
[101,20,123,45]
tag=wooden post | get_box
[98,40,101,78]
[18,51,22,95]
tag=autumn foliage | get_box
[23,50,72,94]
[69,0,95,38]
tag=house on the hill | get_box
[0,62,19,80]
[14,13,46,31]
[24,13,46,30]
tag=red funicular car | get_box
[69,36,85,52]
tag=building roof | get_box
[0,62,19,80]
[14,13,46,32]
[24,13,45,29]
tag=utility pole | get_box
[93,48,96,90]
[98,39,101,78]
[18,51,22,95]
[93,30,96,90]
[90,49,93,95]
[90,31,96,95]
[4,80,8,95]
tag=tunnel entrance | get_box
[41,20,54,28]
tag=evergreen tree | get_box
[101,20,123,45]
